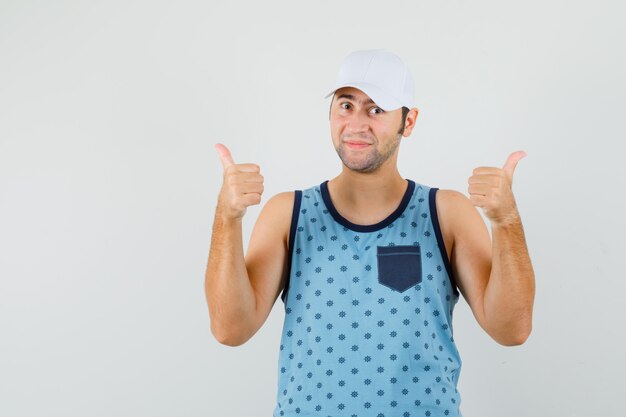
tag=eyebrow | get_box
[336,93,376,105]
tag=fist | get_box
[468,150,526,226]
[214,143,264,221]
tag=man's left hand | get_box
[468,150,527,226]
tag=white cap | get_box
[324,49,416,111]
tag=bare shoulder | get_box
[260,191,296,246]
[264,190,296,211]
[436,188,486,227]
[435,187,477,219]
[434,188,468,207]
[438,185,485,227]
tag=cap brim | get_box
[323,82,403,111]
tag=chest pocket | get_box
[376,244,422,293]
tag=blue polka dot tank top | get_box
[273,178,463,417]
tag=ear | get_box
[402,107,419,136]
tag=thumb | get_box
[502,150,527,182]
[214,143,235,170]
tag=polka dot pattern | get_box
[273,180,463,417]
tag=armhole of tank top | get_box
[280,189,302,305]
[429,187,461,298]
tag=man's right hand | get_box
[214,143,264,222]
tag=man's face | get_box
[329,87,405,174]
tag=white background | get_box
[1,0,625,416]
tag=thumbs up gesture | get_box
[214,143,264,222]
[468,150,527,226]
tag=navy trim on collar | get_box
[320,179,415,233]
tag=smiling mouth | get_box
[345,142,371,149]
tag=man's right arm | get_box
[206,143,295,346]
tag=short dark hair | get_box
[398,106,410,134]
[329,97,411,134]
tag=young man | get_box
[206,49,535,417]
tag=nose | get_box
[344,110,372,136]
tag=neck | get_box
[328,167,407,212]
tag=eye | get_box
[338,102,384,114]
